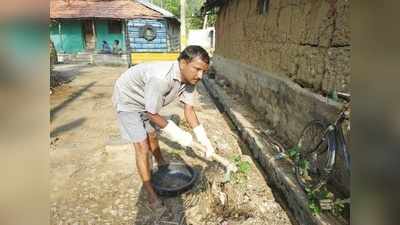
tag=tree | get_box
[151,0,180,17]
[151,0,214,30]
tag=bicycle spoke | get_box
[296,121,332,192]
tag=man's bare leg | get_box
[147,131,166,166]
[133,140,159,208]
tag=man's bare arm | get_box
[146,112,168,129]
[147,104,199,129]
[184,104,200,128]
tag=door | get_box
[83,20,95,50]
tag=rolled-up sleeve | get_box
[179,85,195,106]
[144,78,169,114]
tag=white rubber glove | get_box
[193,124,215,158]
[161,120,193,147]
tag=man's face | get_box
[180,56,209,85]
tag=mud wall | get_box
[214,0,350,93]
[211,0,350,194]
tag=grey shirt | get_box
[112,60,195,113]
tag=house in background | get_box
[50,0,180,65]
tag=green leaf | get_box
[234,155,241,162]
[238,161,251,174]
[287,146,299,158]
[304,160,310,170]
[230,155,241,163]
[308,201,321,215]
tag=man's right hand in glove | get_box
[161,120,193,147]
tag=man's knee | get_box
[147,132,159,144]
[133,139,150,155]
[147,131,157,139]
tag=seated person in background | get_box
[101,41,112,54]
[112,40,123,55]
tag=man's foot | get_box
[148,198,162,209]
[148,192,161,208]
[148,198,167,222]
[148,198,167,215]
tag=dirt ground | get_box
[50,64,295,225]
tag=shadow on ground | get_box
[50,81,96,122]
[50,117,86,138]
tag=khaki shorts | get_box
[116,111,158,143]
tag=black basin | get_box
[151,162,198,197]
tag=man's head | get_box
[178,45,210,85]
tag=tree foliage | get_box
[151,0,181,17]
[150,0,214,30]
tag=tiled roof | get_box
[50,0,170,19]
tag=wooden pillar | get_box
[92,19,96,50]
[180,0,186,50]
[58,21,64,53]
[124,19,132,67]
[203,14,208,29]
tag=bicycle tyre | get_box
[295,120,336,192]
[336,122,351,172]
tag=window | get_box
[139,24,157,41]
[209,30,214,48]
[108,21,122,34]
[258,0,269,15]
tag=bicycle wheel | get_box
[295,120,336,192]
[336,120,351,172]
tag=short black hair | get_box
[178,45,210,64]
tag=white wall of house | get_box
[188,27,215,53]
